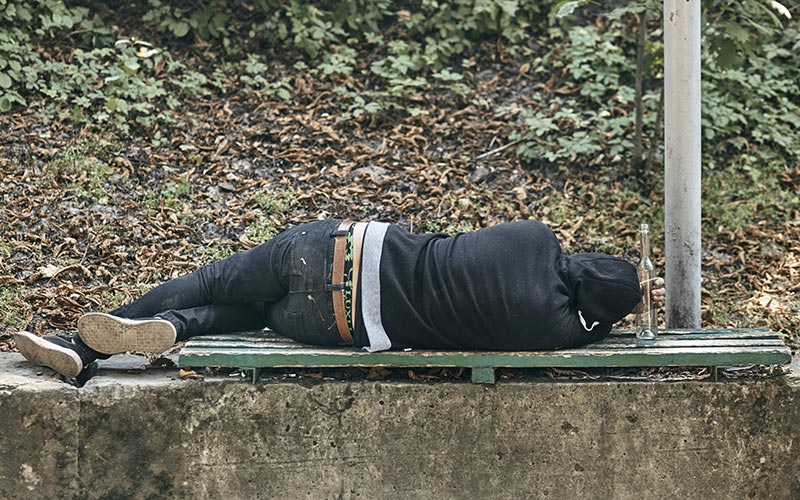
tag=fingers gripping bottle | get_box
[635,223,658,340]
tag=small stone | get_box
[351,166,389,182]
[90,204,121,218]
[469,167,491,183]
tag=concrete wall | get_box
[1,353,798,500]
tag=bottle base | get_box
[636,329,658,340]
[635,329,657,340]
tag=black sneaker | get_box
[14,331,97,378]
[77,313,177,355]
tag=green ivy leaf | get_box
[0,72,11,88]
[123,60,140,74]
[718,21,750,44]
[172,21,190,38]
[555,0,590,20]
[716,38,741,69]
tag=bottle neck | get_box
[639,230,650,261]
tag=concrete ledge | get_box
[1,353,798,500]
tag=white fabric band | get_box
[360,222,392,352]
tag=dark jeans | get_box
[110,219,344,346]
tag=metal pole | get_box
[663,0,702,328]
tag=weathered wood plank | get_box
[192,328,782,343]
[183,338,786,350]
[186,340,303,349]
[609,329,779,340]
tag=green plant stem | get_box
[634,12,646,169]
[645,85,664,176]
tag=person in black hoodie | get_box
[14,219,664,379]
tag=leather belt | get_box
[330,220,354,343]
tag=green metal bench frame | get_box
[178,328,791,384]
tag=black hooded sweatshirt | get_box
[353,220,641,351]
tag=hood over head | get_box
[562,252,641,324]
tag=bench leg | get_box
[471,367,496,384]
[242,367,262,384]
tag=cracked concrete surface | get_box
[1,352,798,500]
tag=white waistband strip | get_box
[360,222,391,352]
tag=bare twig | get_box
[475,139,522,160]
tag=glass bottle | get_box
[635,223,658,340]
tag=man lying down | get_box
[15,219,665,380]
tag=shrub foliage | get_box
[0,0,797,170]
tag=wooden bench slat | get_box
[183,338,785,350]
[609,329,778,340]
[185,340,303,349]
[193,328,782,343]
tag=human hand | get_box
[651,277,665,308]
[623,277,665,322]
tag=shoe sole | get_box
[78,313,176,355]
[14,331,83,378]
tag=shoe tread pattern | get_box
[78,313,176,355]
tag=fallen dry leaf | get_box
[178,369,204,381]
